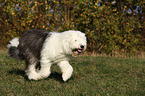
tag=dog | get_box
[7,29,87,81]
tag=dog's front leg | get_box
[58,61,73,82]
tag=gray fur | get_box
[8,29,51,68]
[8,46,24,60]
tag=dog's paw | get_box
[28,75,41,80]
[62,72,72,82]
[37,71,51,79]
[26,71,42,80]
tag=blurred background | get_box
[0,0,145,55]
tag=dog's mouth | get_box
[73,48,83,54]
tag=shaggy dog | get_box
[7,29,87,81]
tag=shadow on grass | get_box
[9,69,27,80]
[9,69,25,76]
[8,69,65,82]
[48,72,64,82]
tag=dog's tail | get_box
[7,38,24,60]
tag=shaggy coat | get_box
[7,29,87,81]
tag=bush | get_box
[0,0,144,54]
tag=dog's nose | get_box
[80,45,84,49]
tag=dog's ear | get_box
[61,37,72,54]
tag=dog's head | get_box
[62,30,87,55]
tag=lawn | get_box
[0,50,145,96]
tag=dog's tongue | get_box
[78,49,82,53]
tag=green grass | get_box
[0,50,145,96]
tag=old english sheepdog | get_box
[7,29,87,81]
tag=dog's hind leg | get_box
[37,60,52,79]
[25,58,41,80]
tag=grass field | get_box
[0,50,145,96]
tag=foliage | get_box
[0,50,145,95]
[0,0,144,54]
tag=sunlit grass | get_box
[0,50,145,95]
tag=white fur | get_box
[7,37,19,48]
[9,30,87,81]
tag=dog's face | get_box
[62,30,87,55]
[69,31,87,54]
